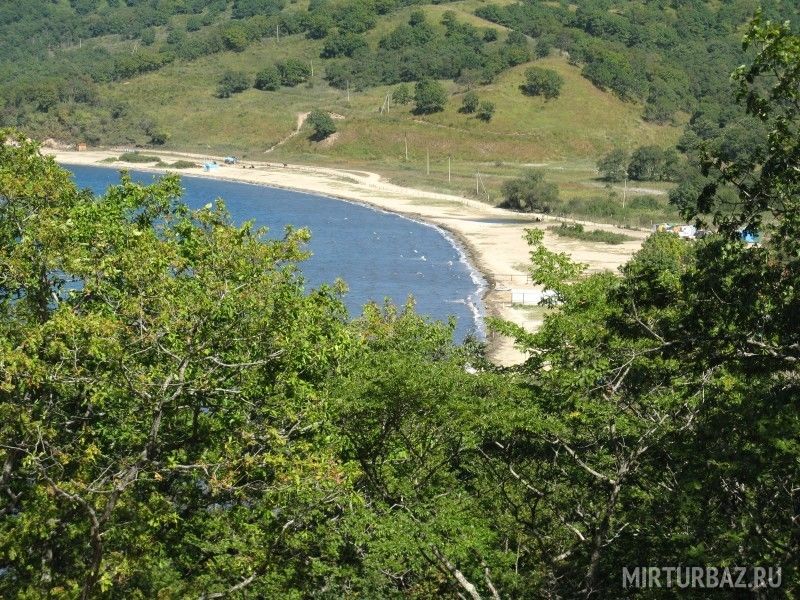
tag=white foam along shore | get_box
[45,147,649,366]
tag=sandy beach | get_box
[44,147,648,365]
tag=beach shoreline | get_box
[45,147,648,366]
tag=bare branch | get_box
[431,546,483,600]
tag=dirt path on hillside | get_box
[264,112,309,153]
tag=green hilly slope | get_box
[2,0,796,223]
[107,45,678,162]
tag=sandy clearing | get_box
[44,147,648,366]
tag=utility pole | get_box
[346,80,350,103]
[310,59,313,77]
[276,24,280,42]
[404,133,408,161]
[476,173,489,201]
[623,173,628,209]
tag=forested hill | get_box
[0,0,797,159]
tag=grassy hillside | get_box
[103,34,679,161]
[275,57,678,162]
[87,0,678,159]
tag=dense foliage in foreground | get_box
[1,17,799,598]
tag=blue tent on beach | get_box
[740,229,760,244]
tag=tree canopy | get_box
[521,66,564,100]
[308,109,336,140]
[413,79,448,115]
[216,70,251,98]
[499,169,559,212]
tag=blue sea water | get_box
[67,165,486,341]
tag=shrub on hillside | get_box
[308,109,336,141]
[535,38,551,58]
[186,16,203,32]
[255,65,281,91]
[140,28,156,46]
[220,24,249,52]
[413,79,448,114]
[216,70,251,98]
[460,91,479,113]
[278,59,311,87]
[149,130,169,145]
[581,48,647,101]
[232,0,285,19]
[304,12,333,39]
[521,66,564,99]
[597,148,629,182]
[501,30,531,66]
[476,100,495,121]
[321,32,367,58]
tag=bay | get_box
[67,165,486,341]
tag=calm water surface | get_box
[68,165,485,340]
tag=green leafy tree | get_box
[232,0,285,19]
[307,109,336,140]
[581,48,648,101]
[140,27,156,45]
[476,99,495,122]
[166,27,186,46]
[534,37,551,58]
[254,65,281,91]
[499,169,558,212]
[521,66,564,99]
[0,133,359,598]
[220,23,250,52]
[408,9,426,27]
[334,0,377,34]
[277,58,311,87]
[413,79,448,114]
[487,16,800,595]
[501,29,530,66]
[321,32,367,58]
[643,83,679,124]
[216,70,251,98]
[186,15,203,32]
[305,11,333,39]
[627,145,665,180]
[460,90,479,113]
[597,147,628,182]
